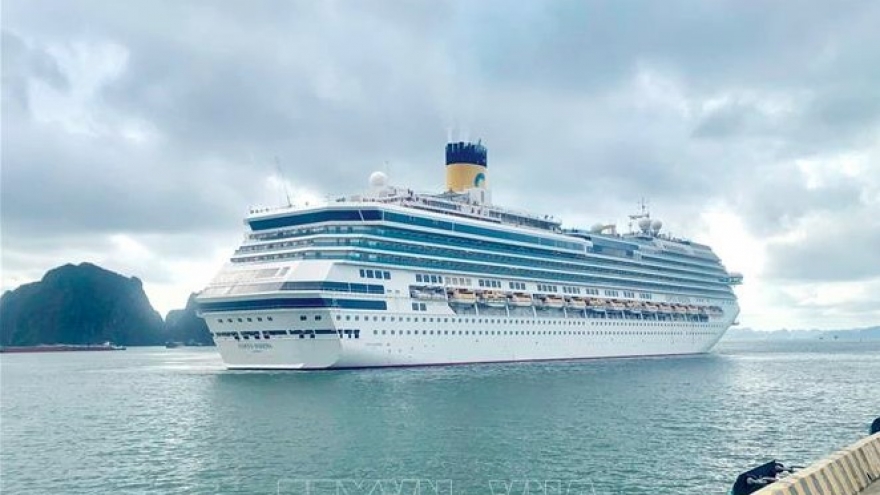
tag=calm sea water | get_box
[1,340,878,495]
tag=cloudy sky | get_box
[3,1,879,330]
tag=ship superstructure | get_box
[196,141,742,369]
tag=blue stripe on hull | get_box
[198,298,387,312]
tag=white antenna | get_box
[274,156,293,207]
[628,197,651,233]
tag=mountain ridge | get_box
[722,326,880,341]
[1,263,212,347]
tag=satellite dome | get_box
[651,219,663,232]
[590,223,604,233]
[638,218,652,231]
[369,171,388,188]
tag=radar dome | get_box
[590,223,604,233]
[637,218,652,231]
[369,171,388,188]
[651,219,663,232]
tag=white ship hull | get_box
[206,309,734,370]
[198,139,744,370]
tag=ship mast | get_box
[628,197,650,233]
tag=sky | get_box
[2,1,879,330]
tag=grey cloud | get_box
[5,0,878,220]
[692,103,752,139]
[735,167,864,236]
[471,1,877,93]
[765,216,880,282]
[1,30,68,114]
[2,0,880,325]
[1,116,252,237]
[797,89,880,151]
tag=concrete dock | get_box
[863,481,880,495]
[753,432,880,495]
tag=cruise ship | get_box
[196,140,742,369]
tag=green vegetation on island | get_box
[164,293,213,346]
[0,263,212,347]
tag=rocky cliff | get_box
[0,263,167,346]
[164,293,213,346]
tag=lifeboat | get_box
[586,298,607,311]
[508,293,533,307]
[625,301,642,313]
[448,289,476,306]
[686,305,699,315]
[565,297,587,310]
[643,303,658,313]
[608,300,626,312]
[538,295,565,309]
[480,291,508,308]
[658,304,673,313]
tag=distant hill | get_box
[723,326,880,342]
[0,263,167,346]
[165,293,213,346]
